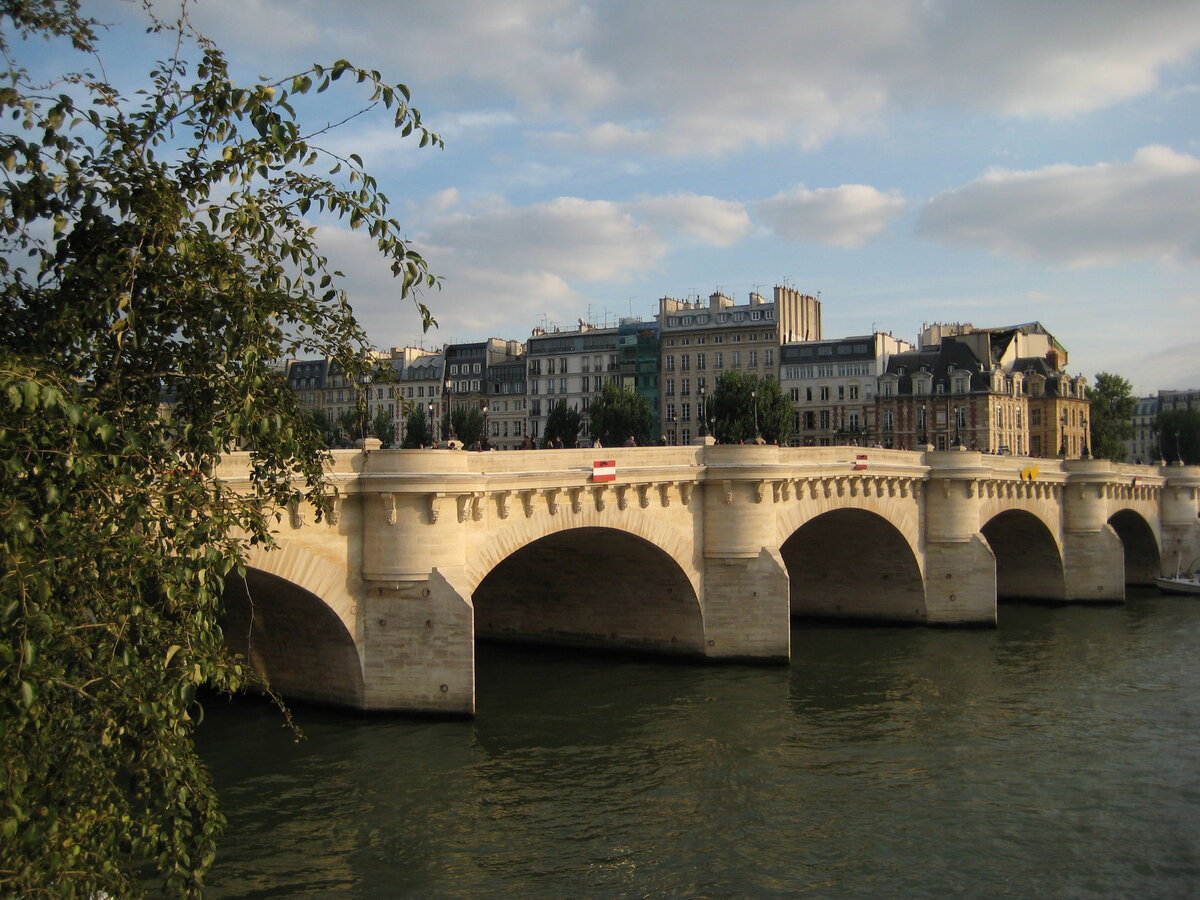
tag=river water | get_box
[197,588,1200,898]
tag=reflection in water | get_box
[198,590,1200,897]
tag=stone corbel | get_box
[497,490,512,520]
[823,479,833,499]
[911,480,921,499]
[637,484,651,508]
[381,492,398,526]
[659,483,672,507]
[456,494,471,523]
[426,492,444,524]
[848,477,860,498]
[616,484,630,510]
[966,480,977,498]
[567,486,584,514]
[325,495,341,526]
[472,492,485,521]
[545,487,561,516]
[754,480,769,503]
[592,485,608,511]
[520,489,537,518]
[795,479,808,500]
[943,478,953,498]
[836,477,847,498]
[680,482,693,506]
[289,498,304,529]
[722,479,734,504]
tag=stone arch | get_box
[980,509,1065,601]
[221,567,365,707]
[1107,508,1161,585]
[472,526,705,656]
[774,490,923,570]
[781,508,927,622]
[467,505,700,602]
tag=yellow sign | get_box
[1020,466,1039,481]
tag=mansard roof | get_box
[882,338,989,394]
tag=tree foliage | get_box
[371,406,395,448]
[1086,372,1135,461]
[450,406,486,447]
[399,404,431,448]
[1158,408,1200,465]
[542,400,581,448]
[588,381,653,447]
[0,2,440,895]
[709,370,791,445]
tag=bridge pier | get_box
[1061,527,1125,604]
[358,571,475,715]
[923,537,998,625]
[701,550,790,661]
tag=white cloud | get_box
[756,184,906,247]
[631,194,753,247]
[167,0,1200,158]
[917,145,1200,266]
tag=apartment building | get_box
[780,332,911,446]
[526,323,620,445]
[658,286,820,445]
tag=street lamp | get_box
[952,405,963,448]
[445,377,457,441]
[1059,411,1068,458]
[427,401,434,444]
[480,400,489,449]
[698,385,707,437]
[919,402,928,446]
[671,414,678,446]
[1081,413,1090,458]
[751,388,761,442]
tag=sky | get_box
[42,1,1200,393]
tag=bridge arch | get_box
[467,506,701,602]
[781,509,927,622]
[220,541,364,707]
[471,526,705,656]
[1108,508,1161,584]
[980,509,1065,602]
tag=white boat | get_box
[1155,571,1200,595]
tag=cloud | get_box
[170,0,1200,159]
[756,184,907,247]
[917,145,1200,266]
[631,194,753,247]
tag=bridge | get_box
[214,445,1200,716]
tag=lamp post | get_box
[751,388,761,442]
[671,414,678,446]
[1059,411,1068,458]
[445,377,457,441]
[480,400,489,450]
[952,405,963,448]
[919,402,928,446]
[1081,413,1090,458]
[427,401,434,444]
[698,385,707,438]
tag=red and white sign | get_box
[854,454,868,471]
[592,459,617,482]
